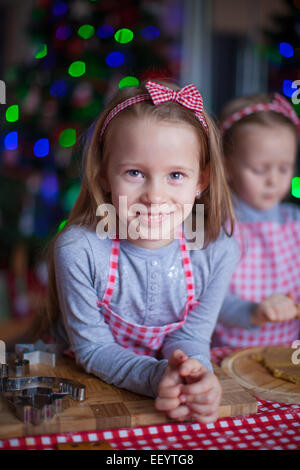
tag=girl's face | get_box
[102,116,209,249]
[227,124,297,211]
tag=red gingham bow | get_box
[99,81,208,141]
[145,80,208,132]
[221,92,300,134]
[273,93,300,132]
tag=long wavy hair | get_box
[30,79,235,340]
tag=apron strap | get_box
[178,226,196,302]
[101,237,120,305]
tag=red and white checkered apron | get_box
[96,228,200,357]
[213,216,300,347]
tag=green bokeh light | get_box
[58,219,68,232]
[291,176,300,198]
[114,28,134,44]
[35,44,47,59]
[78,24,95,39]
[118,76,140,89]
[68,61,86,77]
[63,184,81,212]
[6,105,19,122]
[59,128,77,147]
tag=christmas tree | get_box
[0,0,177,318]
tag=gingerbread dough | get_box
[253,346,300,385]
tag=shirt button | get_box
[151,284,158,291]
[151,272,158,279]
[151,260,158,266]
[149,305,155,311]
[150,296,156,303]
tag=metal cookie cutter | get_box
[3,375,85,425]
[0,343,85,425]
[15,340,59,366]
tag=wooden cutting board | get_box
[221,346,300,405]
[0,356,257,439]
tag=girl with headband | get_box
[213,92,300,348]
[39,80,239,424]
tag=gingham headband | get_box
[221,93,300,134]
[99,80,208,141]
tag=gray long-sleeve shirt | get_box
[52,224,239,398]
[219,198,300,330]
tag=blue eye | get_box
[170,172,184,180]
[127,169,143,178]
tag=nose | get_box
[265,168,278,187]
[141,178,167,205]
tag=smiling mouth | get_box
[138,212,175,225]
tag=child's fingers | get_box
[155,396,181,412]
[191,410,219,424]
[266,306,297,322]
[188,402,219,417]
[181,387,220,406]
[180,373,215,395]
[179,358,204,378]
[157,383,182,399]
[166,404,191,420]
[259,294,297,322]
[158,369,182,389]
[263,306,277,322]
[168,349,189,369]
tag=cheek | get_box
[233,171,260,197]
[110,176,134,198]
[231,169,247,187]
[281,173,293,192]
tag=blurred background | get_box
[0,0,299,342]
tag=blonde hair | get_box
[30,79,235,340]
[220,92,299,160]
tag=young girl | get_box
[213,92,300,348]
[41,80,239,424]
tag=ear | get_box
[198,162,210,193]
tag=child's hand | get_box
[174,358,222,424]
[155,349,222,424]
[155,349,189,417]
[251,293,298,325]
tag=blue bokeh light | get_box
[40,173,59,205]
[4,131,18,150]
[50,80,67,97]
[141,26,160,40]
[34,138,50,157]
[279,42,294,58]
[105,52,124,67]
[53,2,68,16]
[282,80,294,98]
[56,25,72,40]
[97,24,114,38]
